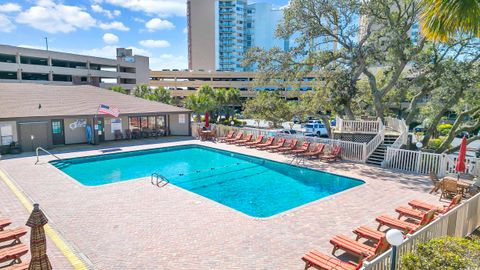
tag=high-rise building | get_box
[188,0,288,72]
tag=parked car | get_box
[293,116,301,124]
[304,123,328,137]
[414,125,425,133]
[307,119,322,124]
[277,129,297,135]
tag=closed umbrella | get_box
[205,112,209,128]
[26,204,52,270]
[455,136,467,175]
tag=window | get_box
[0,124,13,146]
[51,121,62,134]
[129,116,166,131]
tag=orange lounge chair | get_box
[397,195,462,220]
[330,235,389,259]
[0,227,27,245]
[260,138,287,151]
[1,261,29,270]
[302,250,369,270]
[252,137,275,149]
[353,226,385,243]
[321,145,342,161]
[408,194,462,212]
[217,130,235,142]
[0,218,12,231]
[232,134,253,145]
[288,141,311,155]
[241,135,264,147]
[376,210,435,233]
[224,132,243,143]
[300,144,326,159]
[0,243,28,265]
[274,139,298,153]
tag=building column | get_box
[17,69,22,81]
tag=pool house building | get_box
[0,83,191,152]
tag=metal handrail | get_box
[151,173,169,187]
[35,147,62,165]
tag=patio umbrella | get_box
[205,111,209,128]
[455,136,467,175]
[26,204,52,270]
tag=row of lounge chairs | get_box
[302,195,462,270]
[217,131,342,162]
[0,217,28,270]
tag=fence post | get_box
[415,152,422,173]
[363,142,367,162]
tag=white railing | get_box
[364,121,385,159]
[363,192,480,270]
[336,117,382,134]
[385,117,408,149]
[382,147,480,177]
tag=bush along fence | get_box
[362,192,480,270]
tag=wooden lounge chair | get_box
[330,235,389,259]
[376,210,435,233]
[300,144,326,159]
[0,227,28,245]
[252,137,275,149]
[224,132,243,143]
[274,139,298,153]
[321,145,342,161]
[429,171,442,194]
[218,131,235,142]
[1,261,29,270]
[0,243,28,265]
[440,178,461,200]
[262,138,286,151]
[232,134,253,145]
[302,250,370,270]
[287,141,311,155]
[242,135,264,147]
[353,226,385,243]
[400,195,462,220]
[0,218,12,231]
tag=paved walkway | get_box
[0,138,440,269]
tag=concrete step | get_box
[366,159,382,166]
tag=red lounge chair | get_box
[353,226,385,243]
[1,261,29,270]
[218,131,235,142]
[242,135,264,147]
[0,243,28,264]
[274,139,298,153]
[408,194,462,213]
[376,210,435,233]
[300,144,326,159]
[232,134,253,145]
[330,235,389,259]
[397,194,462,220]
[263,138,286,151]
[288,141,311,155]
[0,227,28,245]
[0,218,12,231]
[224,132,243,143]
[321,145,342,161]
[302,250,369,270]
[252,137,275,149]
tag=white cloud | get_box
[0,3,21,13]
[113,10,121,16]
[183,27,188,34]
[103,33,119,44]
[150,54,188,70]
[139,39,170,48]
[0,14,15,32]
[91,4,117,19]
[99,21,129,31]
[102,0,186,17]
[145,18,174,31]
[16,0,96,33]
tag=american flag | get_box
[98,104,119,118]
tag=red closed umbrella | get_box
[205,111,209,128]
[455,136,467,174]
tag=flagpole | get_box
[93,105,100,145]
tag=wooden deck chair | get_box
[440,178,461,200]
[352,226,385,243]
[0,243,28,265]
[429,171,442,194]
[0,218,12,231]
[330,235,389,260]
[376,210,436,234]
[399,194,462,220]
[0,227,28,245]
[302,250,370,270]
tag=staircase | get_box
[366,135,398,166]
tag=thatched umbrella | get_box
[26,204,52,270]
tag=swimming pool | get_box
[51,145,364,217]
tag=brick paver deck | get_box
[0,138,440,269]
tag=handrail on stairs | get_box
[35,147,62,165]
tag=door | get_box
[97,118,105,142]
[51,119,65,145]
[19,122,49,152]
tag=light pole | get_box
[386,229,404,270]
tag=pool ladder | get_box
[151,173,169,187]
[35,147,62,165]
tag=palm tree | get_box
[420,0,480,41]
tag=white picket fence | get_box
[382,147,480,177]
[336,117,382,134]
[363,192,480,270]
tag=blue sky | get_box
[0,0,288,70]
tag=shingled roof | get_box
[0,83,190,119]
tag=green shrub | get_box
[400,237,480,270]
[438,123,453,136]
[221,119,244,126]
[426,137,450,150]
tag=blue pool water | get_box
[51,145,364,217]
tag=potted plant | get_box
[8,141,21,154]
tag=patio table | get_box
[442,176,475,196]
